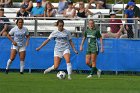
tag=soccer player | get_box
[36,19,78,80]
[80,19,104,78]
[5,18,30,74]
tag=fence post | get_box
[34,19,38,37]
[84,19,88,32]
[134,19,138,38]
[122,0,124,18]
[99,14,102,33]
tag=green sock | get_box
[90,67,97,75]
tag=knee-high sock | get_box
[90,67,97,75]
[67,63,72,75]
[6,59,12,70]
[45,65,54,72]
[20,61,24,73]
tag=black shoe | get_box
[5,69,9,74]
[20,72,24,74]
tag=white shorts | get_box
[54,49,70,58]
[11,45,26,52]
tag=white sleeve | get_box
[9,28,15,36]
[67,31,72,40]
[25,28,29,35]
[48,31,56,40]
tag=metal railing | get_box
[0,17,140,38]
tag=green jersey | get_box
[84,27,101,54]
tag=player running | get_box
[5,18,30,74]
[80,19,104,78]
[36,19,78,80]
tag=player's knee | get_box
[86,61,90,65]
[20,58,25,61]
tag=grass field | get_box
[0,73,140,93]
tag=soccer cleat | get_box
[44,69,50,74]
[87,75,93,78]
[68,76,72,80]
[5,69,9,74]
[97,69,102,78]
[20,72,24,74]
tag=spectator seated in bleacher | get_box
[58,0,68,14]
[0,0,13,8]
[42,0,49,7]
[21,0,33,12]
[30,0,44,17]
[0,9,10,36]
[14,4,29,22]
[86,0,96,9]
[86,0,106,9]
[63,1,76,18]
[74,1,93,18]
[44,2,56,17]
[102,11,127,38]
[95,0,106,9]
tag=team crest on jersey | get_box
[87,35,95,38]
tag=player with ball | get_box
[36,19,78,80]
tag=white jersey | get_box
[9,26,29,47]
[66,8,74,16]
[48,29,72,52]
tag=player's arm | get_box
[69,40,78,54]
[36,30,55,51]
[25,29,30,46]
[25,35,30,46]
[7,34,17,46]
[99,37,104,53]
[36,39,50,51]
[80,37,86,51]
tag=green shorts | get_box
[86,50,98,55]
[86,47,99,55]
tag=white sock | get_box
[67,63,72,75]
[45,65,54,72]
[6,59,12,70]
[20,61,24,73]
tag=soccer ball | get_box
[57,71,66,79]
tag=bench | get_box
[89,9,110,16]
[88,9,110,19]
[12,2,140,9]
[8,19,85,36]
[106,4,140,10]
[4,8,19,13]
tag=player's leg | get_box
[44,51,62,74]
[91,53,97,74]
[87,53,97,78]
[86,54,92,68]
[44,56,61,74]
[19,51,26,74]
[6,49,17,74]
[63,49,71,80]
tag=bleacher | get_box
[3,2,111,36]
[3,2,140,36]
